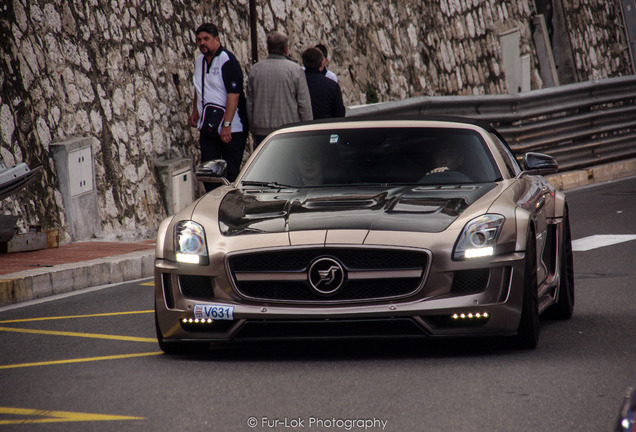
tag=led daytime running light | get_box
[182,318,214,324]
[451,312,490,320]
[464,246,494,258]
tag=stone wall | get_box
[0,0,632,243]
[562,0,632,80]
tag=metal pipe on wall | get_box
[250,0,258,64]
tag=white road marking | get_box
[572,234,636,251]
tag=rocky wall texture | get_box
[0,0,632,243]
[562,0,632,80]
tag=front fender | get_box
[514,207,533,252]
[553,190,566,220]
[155,217,173,259]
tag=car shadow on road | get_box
[163,336,530,362]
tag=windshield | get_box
[240,127,501,187]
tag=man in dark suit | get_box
[302,48,346,120]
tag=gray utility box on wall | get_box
[155,157,194,216]
[51,137,102,241]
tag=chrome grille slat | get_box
[235,272,307,281]
[234,268,423,281]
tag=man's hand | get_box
[427,166,449,175]
[189,111,199,128]
[220,125,232,143]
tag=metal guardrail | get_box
[348,75,636,171]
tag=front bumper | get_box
[154,251,527,344]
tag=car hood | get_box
[202,184,497,236]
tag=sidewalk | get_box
[0,240,155,306]
[0,158,635,307]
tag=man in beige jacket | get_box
[246,31,313,148]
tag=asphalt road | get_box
[0,177,635,431]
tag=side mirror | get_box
[520,152,558,176]
[195,160,230,185]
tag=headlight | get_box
[453,214,504,260]
[174,221,209,265]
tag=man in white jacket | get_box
[189,23,248,188]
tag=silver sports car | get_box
[154,117,574,354]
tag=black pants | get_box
[199,131,247,191]
[253,134,267,148]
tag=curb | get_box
[0,249,154,306]
[546,158,636,191]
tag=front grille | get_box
[237,279,419,301]
[230,248,425,271]
[179,275,214,300]
[450,269,490,294]
[228,247,429,303]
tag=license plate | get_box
[193,304,234,321]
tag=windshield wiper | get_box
[240,180,295,189]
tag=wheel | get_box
[155,308,209,355]
[545,208,575,319]
[514,229,540,349]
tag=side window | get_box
[490,133,521,177]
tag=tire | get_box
[155,308,209,355]
[545,208,575,319]
[514,229,540,349]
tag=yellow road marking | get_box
[0,406,144,424]
[0,310,153,324]
[0,326,156,342]
[0,351,162,370]
[140,281,155,286]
